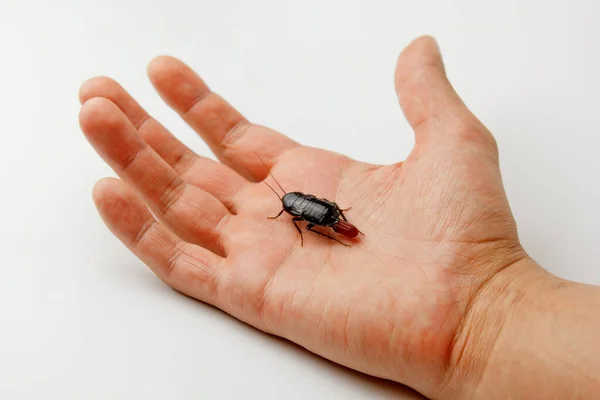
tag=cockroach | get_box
[257,156,363,247]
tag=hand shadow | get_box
[158,282,428,400]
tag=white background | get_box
[1,0,599,399]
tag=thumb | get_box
[395,36,493,149]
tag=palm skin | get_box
[79,36,528,399]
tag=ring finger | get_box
[78,77,247,213]
[79,97,232,256]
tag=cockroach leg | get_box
[306,224,350,247]
[268,209,285,220]
[335,204,350,221]
[292,217,304,246]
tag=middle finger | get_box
[79,97,231,256]
[78,76,246,213]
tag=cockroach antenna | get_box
[262,179,282,200]
[255,152,286,198]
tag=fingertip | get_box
[78,77,95,104]
[92,177,129,226]
[395,35,445,92]
[78,97,122,135]
[92,177,122,205]
[79,76,121,105]
[416,35,441,54]
[146,55,210,112]
[402,35,441,58]
[91,177,155,243]
[146,55,185,85]
[147,54,179,68]
[92,177,147,221]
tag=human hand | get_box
[79,36,597,399]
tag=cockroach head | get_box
[282,192,303,209]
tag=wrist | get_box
[445,257,600,399]
[442,256,554,399]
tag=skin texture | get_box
[78,36,600,399]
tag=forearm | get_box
[453,258,600,399]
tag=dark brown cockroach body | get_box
[257,156,362,246]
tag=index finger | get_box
[147,56,300,180]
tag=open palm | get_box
[80,37,527,398]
